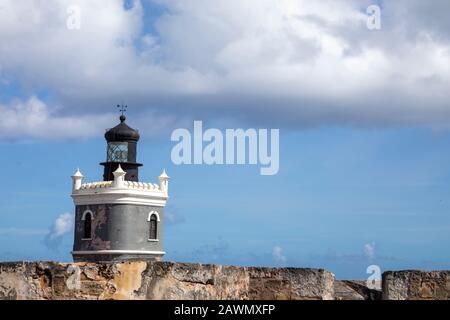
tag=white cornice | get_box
[72,187,168,206]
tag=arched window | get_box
[81,210,93,240]
[149,214,158,240]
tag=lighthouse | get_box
[71,109,169,262]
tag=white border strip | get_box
[72,250,166,255]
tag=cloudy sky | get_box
[0,0,449,279]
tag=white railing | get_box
[79,180,161,191]
[72,166,169,195]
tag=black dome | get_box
[105,116,140,142]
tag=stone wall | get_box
[1,261,449,300]
[0,261,334,300]
[382,270,450,300]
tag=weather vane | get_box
[117,104,128,116]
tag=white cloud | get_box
[48,212,73,238]
[364,243,375,259]
[0,0,449,138]
[0,96,182,140]
[44,212,74,249]
[272,246,287,264]
[0,96,112,139]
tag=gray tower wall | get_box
[72,204,164,262]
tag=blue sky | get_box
[2,126,450,279]
[0,0,450,279]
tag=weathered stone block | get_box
[382,270,450,300]
[248,267,334,300]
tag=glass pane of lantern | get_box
[107,142,128,162]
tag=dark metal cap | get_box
[105,116,140,142]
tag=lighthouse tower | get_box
[71,111,169,262]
